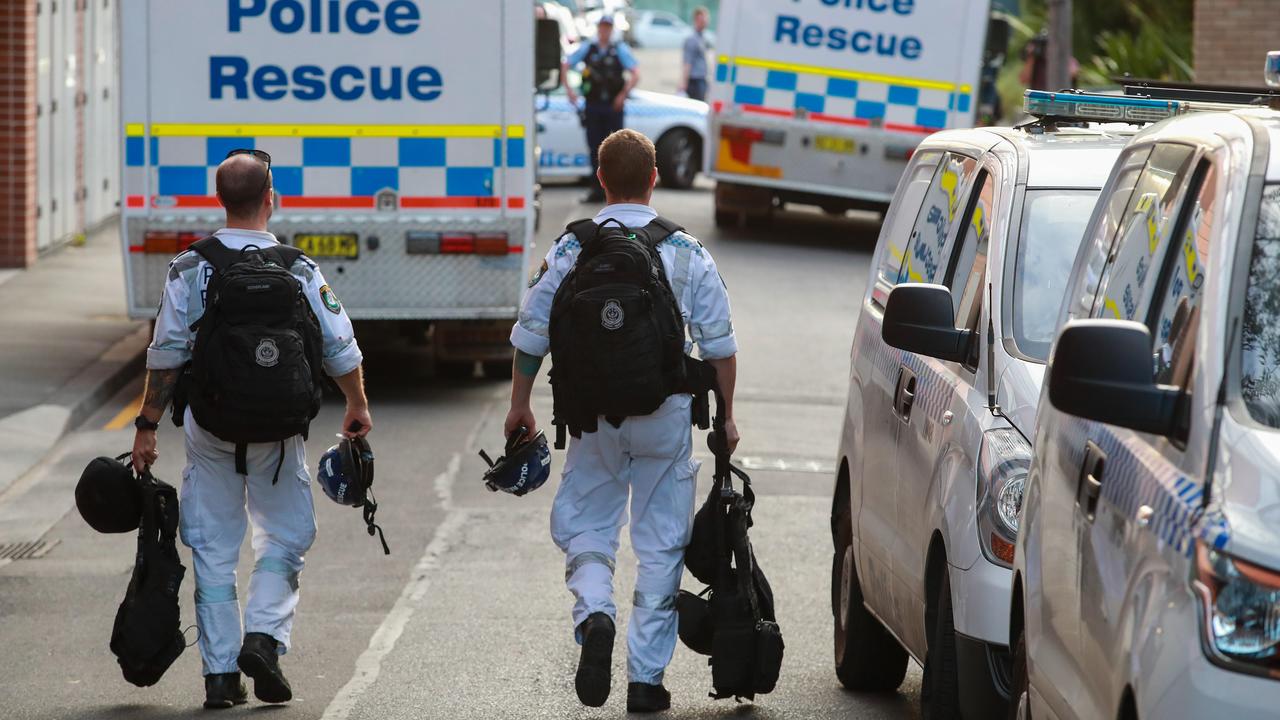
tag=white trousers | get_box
[178,410,317,676]
[550,395,700,685]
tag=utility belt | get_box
[551,356,717,450]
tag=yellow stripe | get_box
[104,393,144,431]
[719,54,971,94]
[147,123,507,138]
[506,125,526,139]
[125,123,146,137]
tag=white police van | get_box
[1010,74,1280,719]
[119,1,559,373]
[831,92,1134,717]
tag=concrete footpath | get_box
[0,223,149,513]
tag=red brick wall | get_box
[0,0,36,268]
[1194,0,1280,85]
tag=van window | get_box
[1150,161,1217,389]
[1241,184,1280,427]
[1067,147,1151,322]
[898,152,980,285]
[1091,144,1196,322]
[950,171,993,331]
[872,150,941,306]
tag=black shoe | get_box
[237,632,293,704]
[582,187,606,203]
[203,672,248,710]
[627,682,671,713]
[575,612,615,707]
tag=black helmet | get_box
[76,453,143,534]
[479,427,551,496]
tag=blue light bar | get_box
[1024,90,1182,124]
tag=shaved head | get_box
[216,154,272,221]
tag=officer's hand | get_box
[505,404,537,440]
[612,94,626,112]
[343,405,373,438]
[131,430,158,473]
[722,418,741,455]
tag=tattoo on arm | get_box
[141,368,181,417]
[515,350,544,378]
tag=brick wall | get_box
[1194,0,1280,86]
[0,0,36,268]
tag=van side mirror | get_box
[882,284,972,363]
[1048,321,1182,436]
[536,18,562,91]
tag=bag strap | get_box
[264,244,305,270]
[639,215,685,246]
[188,236,239,274]
[564,218,599,248]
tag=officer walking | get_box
[680,7,711,102]
[506,129,739,713]
[563,14,640,203]
[131,150,371,710]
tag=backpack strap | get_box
[641,217,695,307]
[187,236,240,274]
[264,244,306,270]
[642,215,685,243]
[564,218,599,248]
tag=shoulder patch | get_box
[319,284,342,314]
[555,235,582,259]
[529,259,549,288]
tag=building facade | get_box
[1194,0,1280,86]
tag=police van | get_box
[119,1,559,374]
[1010,76,1280,719]
[830,92,1137,717]
[707,0,1007,226]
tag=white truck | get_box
[119,0,559,375]
[707,0,1004,225]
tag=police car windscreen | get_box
[1242,184,1280,427]
[1012,189,1100,362]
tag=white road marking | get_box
[320,403,492,720]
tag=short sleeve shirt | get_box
[566,40,638,71]
[683,32,708,80]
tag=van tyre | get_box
[1009,630,1031,720]
[921,568,962,719]
[832,506,908,691]
[657,129,698,189]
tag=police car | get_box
[1010,76,1280,719]
[830,94,1135,717]
[536,78,708,189]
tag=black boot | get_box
[203,672,248,710]
[237,632,292,704]
[575,612,615,707]
[627,682,671,713]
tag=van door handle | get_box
[1077,441,1106,521]
[894,368,917,422]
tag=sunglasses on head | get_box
[226,148,273,195]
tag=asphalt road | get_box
[0,183,920,719]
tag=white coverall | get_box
[147,228,363,676]
[510,203,737,685]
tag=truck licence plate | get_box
[815,135,857,154]
[294,234,359,259]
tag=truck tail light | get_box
[140,231,202,254]
[440,233,475,254]
[474,233,509,256]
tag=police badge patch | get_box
[255,338,280,367]
[320,284,342,314]
[529,259,548,288]
[601,299,624,330]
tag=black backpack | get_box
[109,469,186,687]
[582,42,627,105]
[185,238,325,471]
[548,217,693,445]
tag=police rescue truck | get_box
[708,0,1004,225]
[120,0,556,374]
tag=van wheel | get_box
[1009,630,1032,720]
[657,129,699,189]
[832,506,908,691]
[922,568,962,719]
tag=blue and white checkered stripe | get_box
[716,60,970,131]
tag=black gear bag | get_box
[677,391,784,701]
[581,42,626,105]
[548,216,707,446]
[185,237,325,478]
[109,468,187,687]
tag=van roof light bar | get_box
[1023,89,1250,126]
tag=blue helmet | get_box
[318,436,390,554]
[479,427,551,496]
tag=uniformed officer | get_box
[131,151,371,709]
[506,129,739,713]
[563,14,640,203]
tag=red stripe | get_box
[508,245,523,254]
[128,245,145,253]
[712,100,724,114]
[401,196,503,209]
[126,195,145,208]
[281,196,376,209]
[884,122,938,136]
[809,113,871,128]
[740,104,795,118]
[169,195,222,208]
[507,197,526,209]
